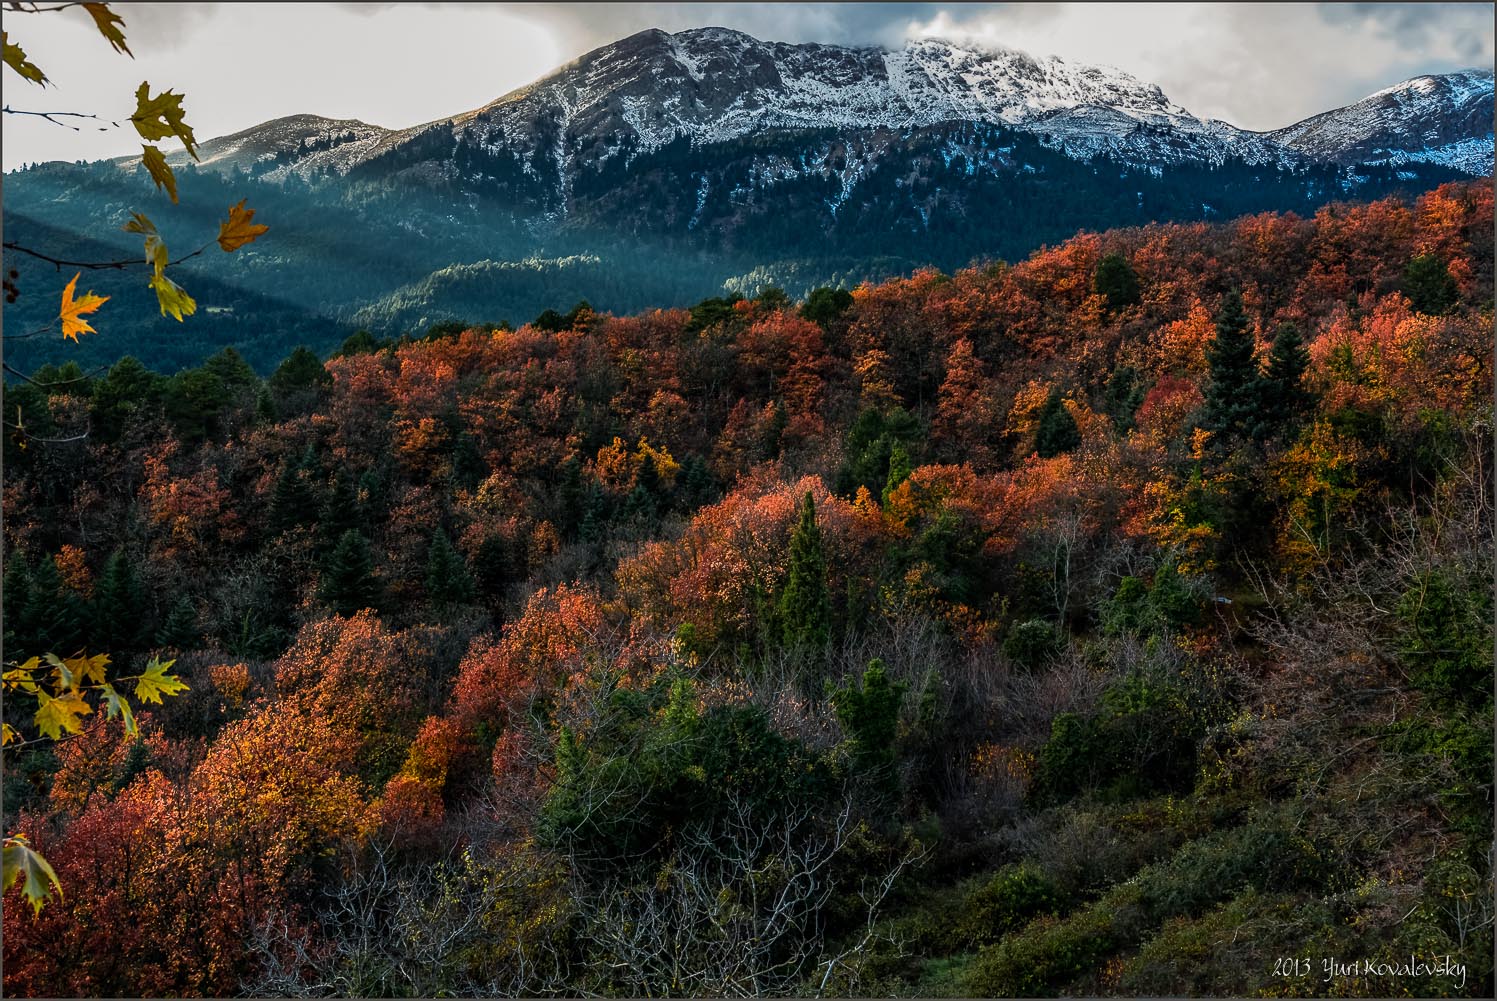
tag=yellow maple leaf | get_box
[2,32,48,86]
[33,689,92,741]
[148,271,196,321]
[63,653,111,687]
[100,683,138,737]
[134,657,188,705]
[82,3,132,57]
[131,81,198,160]
[2,835,63,916]
[217,199,269,252]
[141,143,177,203]
[58,273,109,342]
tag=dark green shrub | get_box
[1004,618,1064,669]
[958,861,1064,948]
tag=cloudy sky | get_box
[2,2,1491,169]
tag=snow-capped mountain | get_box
[1268,68,1494,175]
[147,27,1302,184]
[138,28,1492,192]
[449,28,1289,167]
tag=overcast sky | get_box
[2,2,1491,169]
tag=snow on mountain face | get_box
[1269,68,1494,175]
[132,114,392,173]
[128,29,1493,189]
[451,27,1289,170]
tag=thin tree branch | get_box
[3,240,211,272]
[3,360,105,387]
[4,3,93,13]
[2,106,124,131]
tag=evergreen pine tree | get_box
[358,469,388,521]
[3,555,33,656]
[556,457,585,537]
[254,385,277,426]
[425,529,475,608]
[268,458,317,535]
[780,491,831,651]
[268,346,332,396]
[1103,365,1147,433]
[1259,322,1313,439]
[676,454,716,511]
[1035,388,1081,457]
[1202,290,1262,441]
[320,471,362,547]
[760,401,788,459]
[622,485,658,527]
[319,530,380,615]
[451,431,485,491]
[92,549,147,651]
[156,596,200,651]
[1093,252,1141,312]
[833,659,908,793]
[579,482,609,547]
[882,440,912,503]
[25,555,85,654]
[1403,253,1459,315]
[635,452,662,498]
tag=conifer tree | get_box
[1259,322,1313,439]
[319,471,362,547]
[92,549,147,651]
[319,530,379,615]
[425,529,475,608]
[635,451,662,498]
[780,491,831,651]
[268,457,316,535]
[1035,388,1081,457]
[556,457,585,537]
[833,659,908,791]
[1403,253,1459,315]
[155,596,200,651]
[883,440,912,503]
[3,555,33,656]
[1093,251,1141,312]
[25,555,85,655]
[676,454,716,511]
[358,469,388,521]
[579,482,609,547]
[253,385,277,426]
[1202,290,1262,441]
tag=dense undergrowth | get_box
[2,180,1492,997]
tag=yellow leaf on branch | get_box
[82,3,132,57]
[217,199,269,252]
[2,32,48,86]
[33,690,92,741]
[131,82,198,159]
[58,273,109,342]
[148,271,196,321]
[134,657,188,704]
[141,144,178,203]
[2,835,62,916]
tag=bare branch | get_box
[2,106,123,131]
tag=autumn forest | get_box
[0,172,1492,996]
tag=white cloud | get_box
[1,3,563,168]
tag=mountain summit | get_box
[1268,68,1494,175]
[143,29,1492,184]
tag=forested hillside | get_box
[2,181,1492,997]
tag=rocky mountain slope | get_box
[1269,68,1493,175]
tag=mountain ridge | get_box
[126,29,1492,184]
